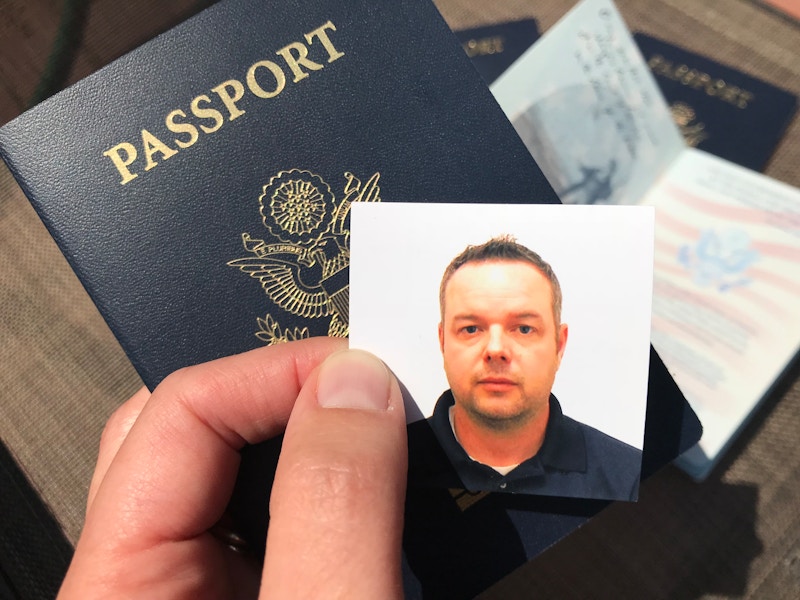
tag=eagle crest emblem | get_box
[670,101,708,148]
[227,169,381,344]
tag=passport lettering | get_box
[462,35,505,58]
[102,21,344,185]
[646,53,755,109]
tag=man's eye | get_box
[518,325,533,334]
[463,325,478,334]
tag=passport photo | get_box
[350,202,654,501]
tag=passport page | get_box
[644,148,800,479]
[491,0,684,207]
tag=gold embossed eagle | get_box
[227,169,381,343]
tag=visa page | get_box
[491,0,683,207]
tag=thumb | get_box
[261,349,407,599]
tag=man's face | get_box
[438,260,568,430]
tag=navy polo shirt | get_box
[428,390,642,501]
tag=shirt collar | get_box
[432,390,587,476]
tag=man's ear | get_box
[438,322,444,353]
[556,323,568,364]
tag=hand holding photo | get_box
[350,202,654,501]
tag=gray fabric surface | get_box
[0,1,798,597]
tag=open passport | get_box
[0,0,701,596]
[491,0,800,481]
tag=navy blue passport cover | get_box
[0,0,700,597]
[1,0,559,390]
[635,33,798,172]
[454,19,541,85]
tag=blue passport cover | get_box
[635,33,798,172]
[0,0,557,390]
[0,0,700,596]
[454,19,541,85]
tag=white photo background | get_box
[349,202,654,449]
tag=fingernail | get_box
[316,350,391,410]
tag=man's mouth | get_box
[477,377,516,391]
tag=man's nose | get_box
[484,326,509,362]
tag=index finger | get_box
[82,336,346,552]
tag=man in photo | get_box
[429,235,642,500]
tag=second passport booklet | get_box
[0,0,700,596]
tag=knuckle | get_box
[157,364,225,415]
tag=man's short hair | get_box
[439,235,563,324]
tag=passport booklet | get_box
[0,0,700,596]
[454,19,541,85]
[492,0,800,481]
[634,32,798,172]
[0,0,558,390]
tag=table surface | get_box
[1,1,798,598]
